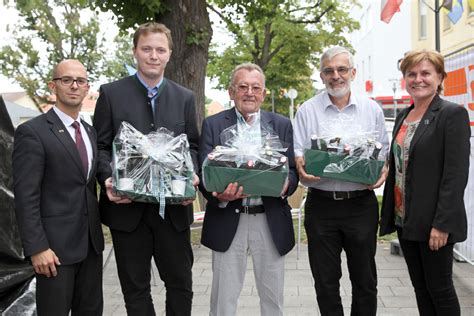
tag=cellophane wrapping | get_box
[112,122,195,204]
[303,114,385,184]
[202,114,289,197]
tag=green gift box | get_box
[304,149,384,184]
[203,161,288,197]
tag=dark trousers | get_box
[111,209,193,316]
[36,244,103,316]
[398,235,460,316]
[304,190,378,316]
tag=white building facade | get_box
[348,0,412,117]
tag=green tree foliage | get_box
[91,0,168,30]
[0,0,108,110]
[207,0,360,115]
[90,0,212,127]
[101,33,135,80]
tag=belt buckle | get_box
[333,191,346,200]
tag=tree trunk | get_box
[155,0,211,211]
[157,0,212,131]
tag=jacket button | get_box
[150,123,154,127]
[235,209,239,213]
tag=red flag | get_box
[381,0,403,24]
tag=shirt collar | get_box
[235,108,260,127]
[135,72,164,96]
[53,106,79,127]
[322,90,356,110]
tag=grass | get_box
[102,195,397,245]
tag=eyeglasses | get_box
[233,84,264,95]
[321,67,352,76]
[52,77,89,87]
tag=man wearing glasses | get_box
[198,63,298,315]
[293,46,389,315]
[13,59,104,315]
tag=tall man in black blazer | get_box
[93,22,199,315]
[13,59,104,315]
[199,63,298,315]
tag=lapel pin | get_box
[424,119,429,125]
[58,129,64,133]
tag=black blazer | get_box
[93,75,199,232]
[198,108,298,256]
[380,95,470,243]
[13,109,104,265]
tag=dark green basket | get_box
[203,162,288,197]
[304,149,384,184]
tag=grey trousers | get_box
[209,213,285,316]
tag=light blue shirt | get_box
[135,73,164,115]
[293,91,389,191]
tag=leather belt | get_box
[240,205,265,214]
[309,188,371,201]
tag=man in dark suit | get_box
[93,22,199,315]
[199,63,298,316]
[13,59,104,315]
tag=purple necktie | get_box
[71,121,88,176]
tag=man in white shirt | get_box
[293,46,389,316]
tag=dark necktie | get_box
[71,121,88,176]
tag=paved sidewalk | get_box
[103,242,474,316]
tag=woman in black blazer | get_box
[380,49,471,316]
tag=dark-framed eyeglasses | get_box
[52,77,89,87]
[321,67,353,76]
[233,84,264,95]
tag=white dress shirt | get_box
[293,91,389,191]
[53,106,93,177]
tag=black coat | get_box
[13,110,104,265]
[93,75,199,232]
[380,95,470,243]
[198,108,298,256]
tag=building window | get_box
[367,5,373,30]
[368,55,372,78]
[361,60,365,82]
[419,0,427,39]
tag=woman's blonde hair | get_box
[400,49,447,94]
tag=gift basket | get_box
[202,115,289,197]
[112,122,195,205]
[303,114,385,184]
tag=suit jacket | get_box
[13,109,104,265]
[380,95,470,243]
[198,108,298,256]
[93,75,199,232]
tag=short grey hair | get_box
[229,63,266,88]
[319,46,354,71]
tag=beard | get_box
[326,79,351,98]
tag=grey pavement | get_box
[103,242,474,316]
